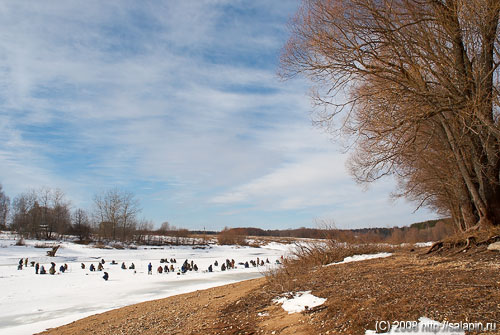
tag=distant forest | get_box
[218,219,454,244]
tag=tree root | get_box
[425,230,500,255]
[426,241,443,254]
[452,237,475,255]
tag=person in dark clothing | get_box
[164,265,169,273]
[214,260,218,266]
[245,261,249,268]
[59,265,65,273]
[49,263,56,275]
[90,264,96,271]
[103,272,109,281]
[81,263,86,269]
[40,265,46,274]
[148,262,152,275]
[35,263,40,274]
[208,264,213,272]
[221,263,226,271]
[129,263,135,269]
[193,264,198,271]
[121,262,126,269]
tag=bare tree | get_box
[93,188,141,241]
[281,0,500,230]
[0,184,9,230]
[11,188,71,239]
[71,208,91,242]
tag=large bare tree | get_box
[93,188,141,241]
[281,0,500,230]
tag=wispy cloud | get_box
[0,1,435,229]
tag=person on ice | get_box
[35,263,40,274]
[129,263,135,270]
[90,264,96,271]
[121,262,126,269]
[59,265,65,273]
[208,264,213,272]
[157,266,163,274]
[40,265,46,274]
[49,263,56,275]
[81,263,86,269]
[148,262,152,274]
[97,263,103,271]
[103,272,109,281]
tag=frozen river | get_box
[0,234,290,334]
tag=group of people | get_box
[17,254,284,281]
[209,257,272,272]
[17,258,70,275]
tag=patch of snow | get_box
[325,252,392,267]
[365,317,465,334]
[414,242,434,248]
[273,291,326,314]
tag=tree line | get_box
[0,183,171,243]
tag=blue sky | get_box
[0,1,436,230]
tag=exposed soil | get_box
[40,247,499,335]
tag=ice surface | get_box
[0,234,290,334]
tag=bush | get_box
[217,228,248,246]
[265,242,398,295]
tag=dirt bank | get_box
[40,249,499,334]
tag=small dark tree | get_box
[71,208,91,242]
[0,183,9,230]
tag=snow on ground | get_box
[325,252,392,267]
[0,234,291,335]
[365,317,465,334]
[414,241,434,248]
[273,291,326,314]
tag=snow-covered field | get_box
[0,233,291,335]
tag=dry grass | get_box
[15,237,26,246]
[266,242,400,295]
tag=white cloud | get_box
[0,1,437,229]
